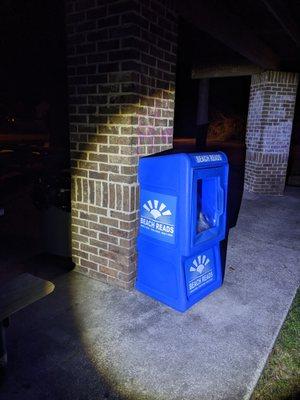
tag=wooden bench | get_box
[0,273,55,371]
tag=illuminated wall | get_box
[245,71,299,194]
[66,0,178,288]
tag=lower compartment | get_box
[136,242,223,312]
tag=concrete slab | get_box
[1,188,299,400]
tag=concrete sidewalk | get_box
[1,188,299,400]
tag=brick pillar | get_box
[66,0,177,288]
[245,71,299,194]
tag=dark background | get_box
[0,0,69,149]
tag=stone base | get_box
[74,265,135,290]
[244,151,288,195]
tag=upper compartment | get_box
[138,152,228,251]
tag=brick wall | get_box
[245,71,299,194]
[66,0,178,288]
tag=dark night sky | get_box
[0,0,69,147]
[0,0,67,107]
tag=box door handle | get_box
[217,186,224,215]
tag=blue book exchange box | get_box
[136,152,229,312]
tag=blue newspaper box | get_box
[136,152,229,312]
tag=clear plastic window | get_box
[196,178,218,234]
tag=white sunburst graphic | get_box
[142,199,172,220]
[189,255,210,274]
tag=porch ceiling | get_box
[175,0,300,73]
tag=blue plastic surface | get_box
[136,152,229,312]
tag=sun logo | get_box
[189,255,210,274]
[142,200,172,220]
